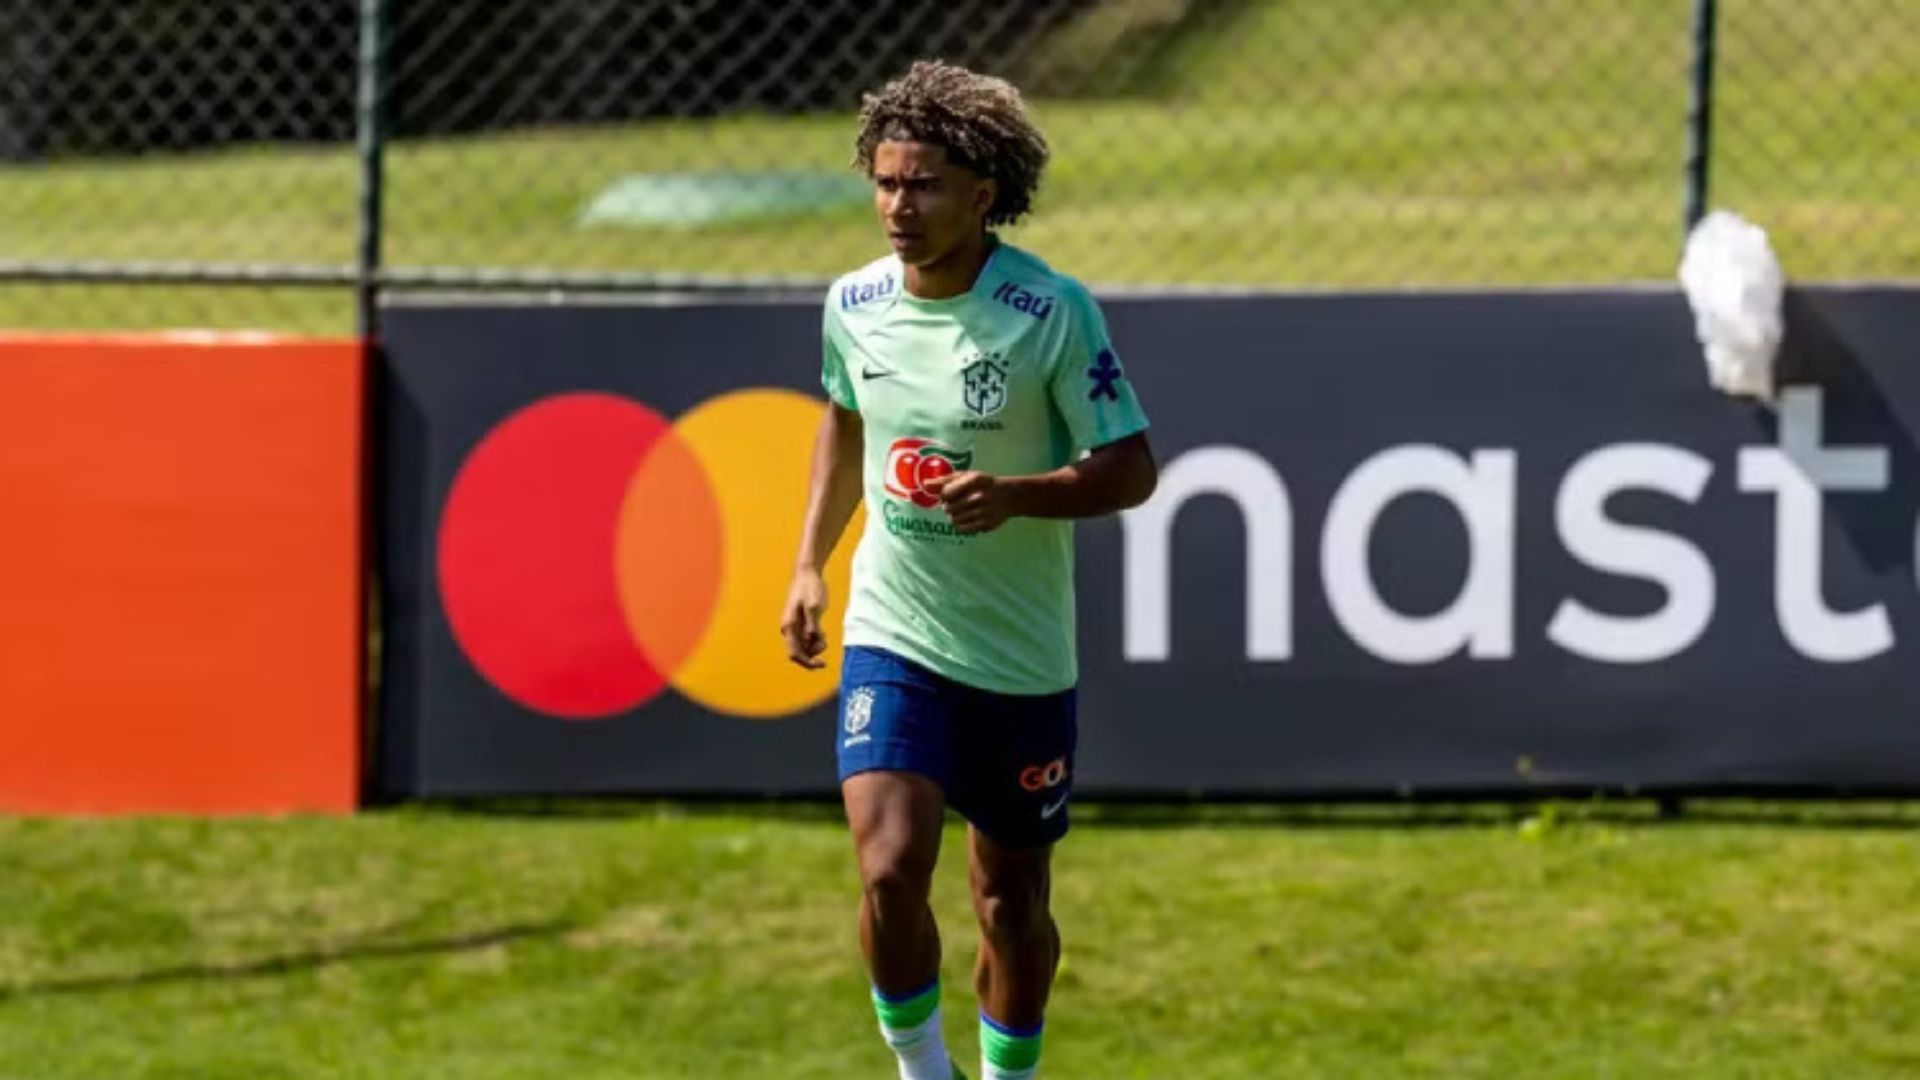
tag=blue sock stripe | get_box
[874,979,941,1006]
[979,1010,1044,1040]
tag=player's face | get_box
[871,140,995,268]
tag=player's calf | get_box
[969,834,1057,1079]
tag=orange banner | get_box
[0,334,364,813]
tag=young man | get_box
[780,60,1155,1080]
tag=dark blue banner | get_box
[379,288,1920,798]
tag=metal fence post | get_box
[356,0,388,340]
[1684,0,1717,235]
[355,0,390,806]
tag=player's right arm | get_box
[783,295,867,670]
[781,401,864,670]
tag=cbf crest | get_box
[843,686,875,748]
[961,354,1009,418]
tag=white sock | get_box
[879,1002,953,1080]
[981,1058,1039,1080]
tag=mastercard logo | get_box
[437,389,861,720]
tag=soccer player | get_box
[779,61,1156,1080]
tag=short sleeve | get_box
[821,298,858,411]
[1049,284,1148,452]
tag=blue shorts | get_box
[836,645,1078,847]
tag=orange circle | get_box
[616,427,724,676]
[661,388,861,718]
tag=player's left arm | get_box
[929,433,1155,535]
[929,282,1154,535]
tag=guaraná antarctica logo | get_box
[880,437,976,544]
[883,437,973,509]
[436,389,858,721]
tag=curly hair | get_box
[853,60,1050,228]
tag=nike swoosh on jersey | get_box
[861,365,897,380]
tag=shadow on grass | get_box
[422,795,848,824]
[0,920,573,1001]
[1072,799,1920,831]
[406,795,1920,831]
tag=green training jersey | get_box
[821,242,1150,694]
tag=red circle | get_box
[892,450,922,495]
[915,453,955,495]
[438,393,674,718]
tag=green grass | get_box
[4,802,1920,1077]
[0,0,1913,333]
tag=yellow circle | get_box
[665,388,863,718]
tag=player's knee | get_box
[974,881,1050,948]
[860,850,933,922]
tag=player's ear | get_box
[973,175,997,220]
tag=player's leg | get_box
[952,684,1075,1079]
[839,646,965,1079]
[844,770,946,995]
[845,772,958,1079]
[968,829,1057,1080]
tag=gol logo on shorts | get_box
[1019,757,1070,792]
[437,389,860,721]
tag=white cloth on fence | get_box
[1679,209,1785,402]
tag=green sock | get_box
[873,981,952,1080]
[980,1012,1043,1080]
[873,981,941,1030]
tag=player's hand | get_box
[927,470,1014,535]
[779,568,830,670]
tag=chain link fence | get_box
[0,0,1912,333]
[1713,0,1920,280]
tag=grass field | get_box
[4,801,1920,1078]
[0,0,1913,332]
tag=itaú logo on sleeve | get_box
[436,389,859,720]
[1123,388,1912,667]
